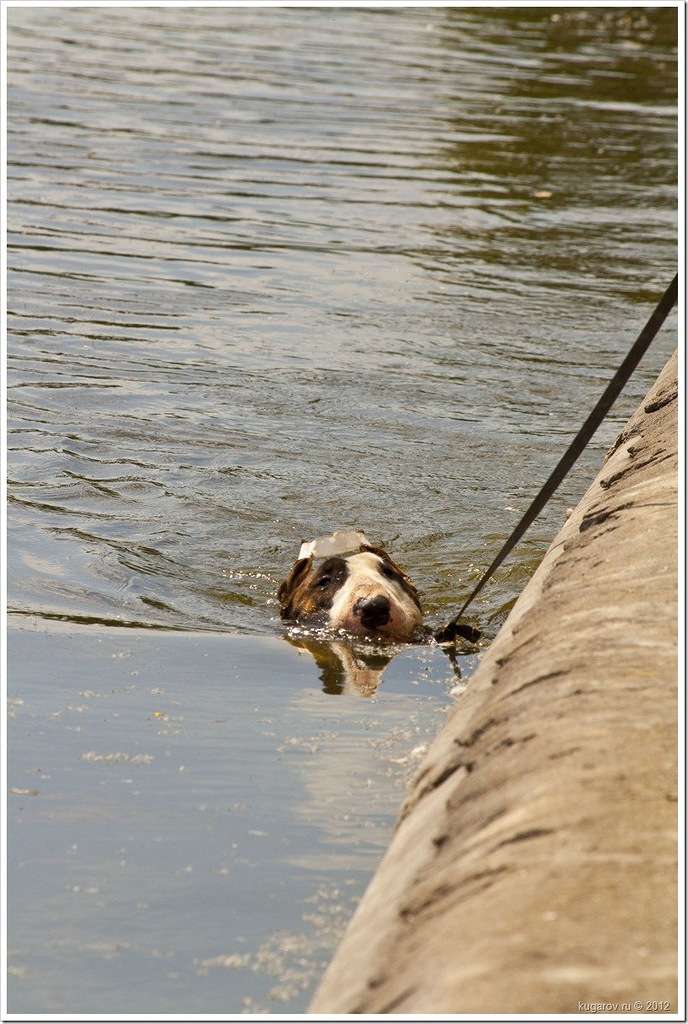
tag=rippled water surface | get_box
[7,5,677,1015]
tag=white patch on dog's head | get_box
[278,543,423,642]
[327,551,422,641]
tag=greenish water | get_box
[6,5,677,1015]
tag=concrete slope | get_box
[310,349,678,1015]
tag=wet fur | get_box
[278,544,423,641]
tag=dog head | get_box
[278,535,423,642]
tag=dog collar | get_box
[298,529,370,561]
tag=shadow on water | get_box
[6,3,677,1015]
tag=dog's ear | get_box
[360,544,409,577]
[277,556,313,616]
[360,543,386,558]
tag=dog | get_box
[277,530,424,643]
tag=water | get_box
[6,5,677,1015]
[8,627,461,1014]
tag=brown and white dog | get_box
[278,536,424,642]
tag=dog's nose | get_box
[355,594,391,629]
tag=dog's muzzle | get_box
[354,594,391,631]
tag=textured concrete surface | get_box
[310,350,678,1015]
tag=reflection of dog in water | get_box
[278,531,424,643]
[285,635,397,697]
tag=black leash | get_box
[436,273,678,645]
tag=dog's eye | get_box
[315,575,332,589]
[379,562,398,581]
